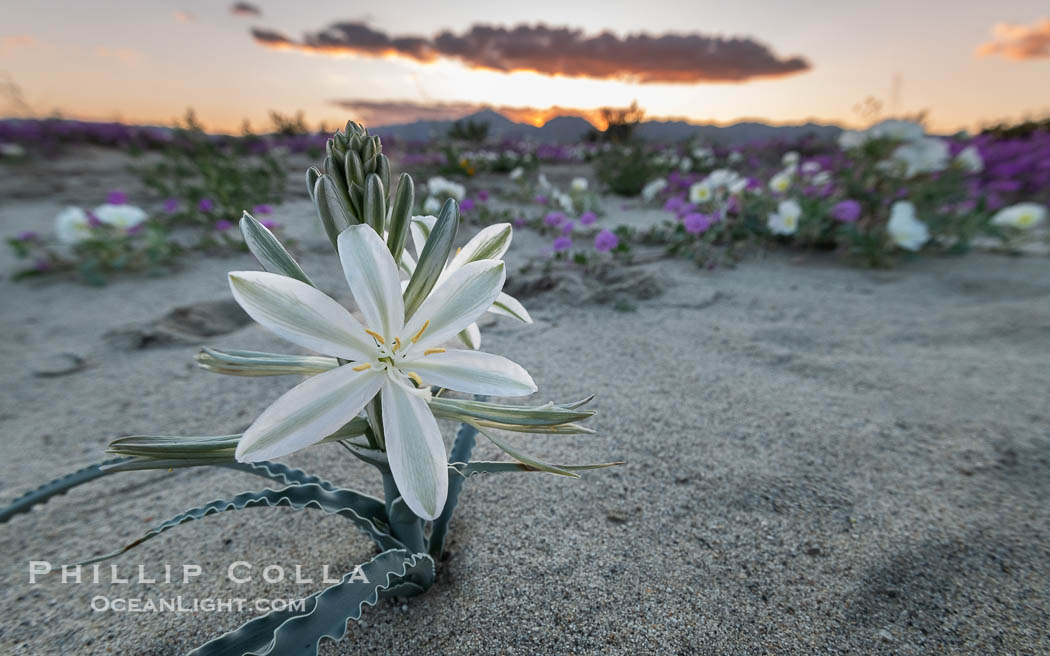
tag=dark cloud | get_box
[976,18,1050,60]
[250,28,293,47]
[253,21,810,83]
[231,2,262,18]
[328,99,605,128]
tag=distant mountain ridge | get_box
[374,110,843,145]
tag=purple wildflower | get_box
[683,212,714,235]
[664,196,686,213]
[87,212,103,228]
[252,204,273,215]
[830,199,861,223]
[594,229,619,253]
[199,198,215,212]
[544,211,565,227]
[15,231,39,241]
[33,257,51,272]
[214,219,233,232]
[513,217,526,228]
[579,211,597,226]
[163,198,180,213]
[534,194,548,205]
[261,219,280,230]
[460,198,475,212]
[106,190,127,205]
[477,189,489,202]
[561,221,575,236]
[552,236,572,252]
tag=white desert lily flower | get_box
[228,225,537,520]
[887,201,930,251]
[641,178,668,202]
[406,216,532,349]
[890,137,949,178]
[868,119,925,142]
[55,206,92,244]
[954,145,983,174]
[689,182,713,204]
[427,176,465,201]
[768,170,793,194]
[93,203,148,230]
[767,199,801,235]
[838,129,868,150]
[555,191,574,213]
[422,196,441,214]
[570,177,589,192]
[990,203,1047,230]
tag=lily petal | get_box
[381,378,448,520]
[236,365,383,462]
[409,214,437,260]
[405,349,536,397]
[403,260,505,349]
[489,292,533,324]
[457,322,481,350]
[229,271,374,361]
[338,225,405,339]
[447,223,512,272]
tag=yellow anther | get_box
[364,329,385,344]
[410,320,430,343]
[423,348,445,356]
[406,371,423,387]
[456,247,462,255]
[393,337,402,352]
[352,363,372,371]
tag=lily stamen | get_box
[352,363,372,371]
[410,320,430,343]
[392,337,402,352]
[406,371,423,387]
[364,329,385,344]
[423,348,445,356]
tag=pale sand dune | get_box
[1,154,1048,654]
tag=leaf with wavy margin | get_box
[74,484,401,566]
[190,549,434,656]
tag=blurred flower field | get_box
[1,114,1047,284]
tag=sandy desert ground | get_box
[1,149,1048,655]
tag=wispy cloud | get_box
[328,98,605,128]
[253,22,811,84]
[0,35,35,56]
[231,3,262,18]
[94,46,143,65]
[976,17,1050,60]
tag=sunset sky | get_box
[2,1,1048,133]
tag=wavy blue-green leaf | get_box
[190,549,434,656]
[75,484,401,566]
[0,457,130,523]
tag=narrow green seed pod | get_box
[362,173,386,233]
[313,174,355,250]
[403,198,459,319]
[305,166,321,201]
[376,155,391,204]
[345,150,365,187]
[386,173,414,265]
